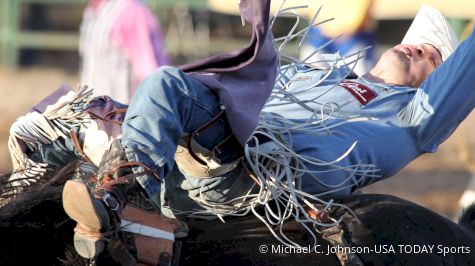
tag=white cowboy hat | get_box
[401,5,460,61]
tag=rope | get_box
[172,1,372,248]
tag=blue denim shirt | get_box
[262,28,475,197]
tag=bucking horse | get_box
[0,162,474,265]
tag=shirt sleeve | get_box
[401,26,475,152]
[274,65,297,90]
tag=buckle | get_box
[102,193,120,211]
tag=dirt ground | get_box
[0,67,474,220]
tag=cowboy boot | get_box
[63,139,156,259]
[62,178,131,258]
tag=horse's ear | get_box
[458,203,475,232]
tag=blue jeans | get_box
[121,66,255,213]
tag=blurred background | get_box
[1,0,475,220]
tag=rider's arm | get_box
[401,26,475,153]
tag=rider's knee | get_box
[134,66,189,100]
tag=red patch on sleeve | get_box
[339,80,376,105]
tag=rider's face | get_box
[375,43,442,87]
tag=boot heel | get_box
[73,231,105,259]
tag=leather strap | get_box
[120,206,181,266]
[175,137,241,178]
[322,226,364,266]
[175,109,243,178]
[305,205,364,266]
[187,110,226,165]
[69,129,93,163]
[107,236,137,266]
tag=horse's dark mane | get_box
[0,162,77,219]
[459,203,475,232]
[0,162,88,266]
